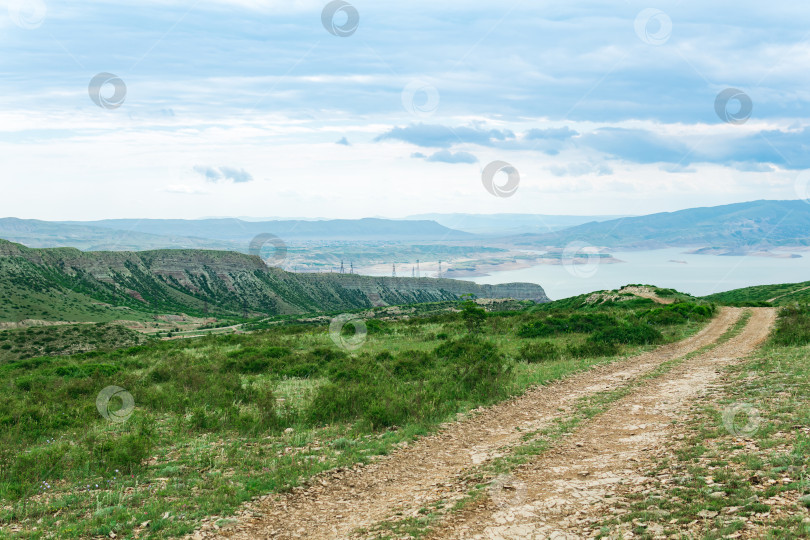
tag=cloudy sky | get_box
[1,0,809,220]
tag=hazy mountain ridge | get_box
[3,200,809,255]
[0,240,548,322]
[59,218,470,241]
[405,213,628,235]
[0,217,236,251]
[511,200,810,250]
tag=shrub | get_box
[518,342,560,363]
[642,303,715,326]
[365,319,391,335]
[435,337,512,397]
[517,313,618,337]
[567,341,620,358]
[589,323,663,345]
[460,301,487,333]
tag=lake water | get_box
[468,248,810,300]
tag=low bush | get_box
[517,342,560,363]
[567,341,620,358]
[517,313,618,338]
[642,302,715,326]
[589,323,663,345]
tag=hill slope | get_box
[0,240,548,322]
[512,200,810,249]
[703,281,810,306]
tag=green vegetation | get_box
[0,239,546,323]
[0,323,147,363]
[703,280,810,306]
[0,293,710,539]
[771,304,810,346]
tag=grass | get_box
[0,294,714,538]
[702,280,810,307]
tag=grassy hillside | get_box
[0,240,548,323]
[0,294,714,538]
[0,323,148,363]
[703,281,810,306]
[513,199,810,249]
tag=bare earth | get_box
[619,286,676,305]
[189,307,769,539]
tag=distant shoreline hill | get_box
[0,240,548,322]
[0,217,470,251]
[509,200,810,251]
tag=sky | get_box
[1,0,810,220]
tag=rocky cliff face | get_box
[326,274,548,304]
[0,240,549,319]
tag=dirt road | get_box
[430,308,776,539]
[190,307,772,540]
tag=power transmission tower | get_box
[438,260,442,278]
[416,259,420,278]
[392,263,397,278]
[340,260,345,274]
[350,262,354,274]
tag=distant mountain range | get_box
[1,200,809,255]
[59,218,469,242]
[0,240,548,322]
[0,217,468,252]
[404,213,626,235]
[510,200,810,251]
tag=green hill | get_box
[703,281,810,306]
[0,240,548,322]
